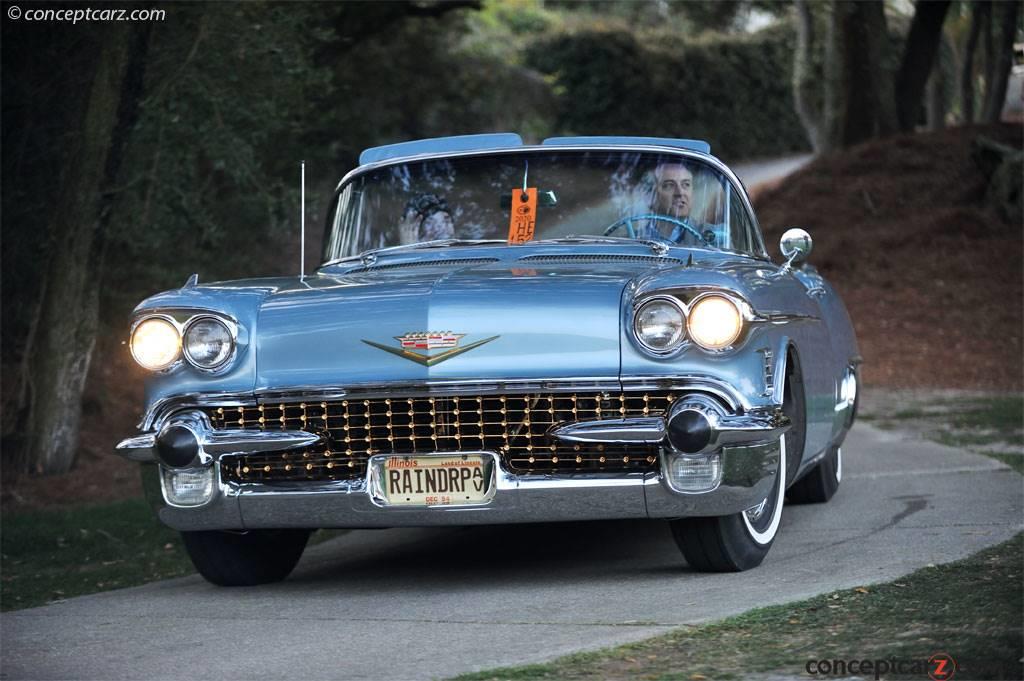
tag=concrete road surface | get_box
[2,423,1021,681]
[731,154,812,189]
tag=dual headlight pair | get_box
[634,294,743,354]
[131,316,234,371]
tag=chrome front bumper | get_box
[134,440,782,532]
[123,398,788,532]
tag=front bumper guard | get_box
[117,410,321,465]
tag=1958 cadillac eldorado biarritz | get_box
[117,134,860,584]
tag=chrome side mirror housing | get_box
[780,228,813,268]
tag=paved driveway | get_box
[2,423,1020,680]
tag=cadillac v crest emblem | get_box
[362,331,499,367]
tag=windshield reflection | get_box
[323,151,758,262]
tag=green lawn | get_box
[1,498,194,611]
[0,499,347,611]
[453,534,1024,681]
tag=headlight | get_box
[687,295,743,350]
[130,318,181,370]
[634,298,685,353]
[183,318,234,369]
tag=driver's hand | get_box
[398,210,419,245]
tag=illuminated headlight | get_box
[130,318,181,370]
[687,295,743,350]
[160,465,216,507]
[633,298,685,353]
[183,318,233,369]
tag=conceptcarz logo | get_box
[362,331,499,367]
[804,652,957,680]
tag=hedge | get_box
[525,25,810,160]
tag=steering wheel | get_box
[602,214,706,244]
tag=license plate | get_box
[380,454,492,506]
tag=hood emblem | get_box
[362,331,499,367]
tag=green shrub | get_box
[525,26,810,160]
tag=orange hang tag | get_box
[507,187,537,244]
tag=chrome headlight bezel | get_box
[632,296,688,356]
[686,293,745,352]
[130,311,239,374]
[182,316,236,370]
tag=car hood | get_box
[254,259,658,391]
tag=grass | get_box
[0,498,348,612]
[1,498,194,611]
[452,534,1024,681]
[870,395,1024,474]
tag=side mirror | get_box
[780,228,813,268]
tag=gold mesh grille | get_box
[209,391,678,483]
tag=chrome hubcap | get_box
[744,497,769,523]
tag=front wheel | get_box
[787,444,841,504]
[181,528,311,586]
[669,436,787,572]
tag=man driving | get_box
[642,161,706,244]
[652,162,693,220]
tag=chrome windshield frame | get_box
[322,145,769,267]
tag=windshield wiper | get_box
[528,235,674,256]
[331,239,508,267]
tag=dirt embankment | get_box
[755,124,1022,392]
[5,125,1021,511]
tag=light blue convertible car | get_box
[118,134,860,584]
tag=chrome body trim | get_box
[654,438,780,504]
[548,417,666,444]
[118,410,321,465]
[665,396,789,455]
[548,407,788,449]
[116,434,157,462]
[137,374,749,431]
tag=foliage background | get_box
[2,0,805,356]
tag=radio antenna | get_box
[300,160,306,280]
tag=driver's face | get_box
[652,164,693,219]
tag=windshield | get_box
[323,150,762,262]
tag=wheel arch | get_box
[779,342,807,487]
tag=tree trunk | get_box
[926,63,946,130]
[981,0,995,109]
[981,0,1019,123]
[959,1,988,124]
[862,0,898,136]
[834,0,896,146]
[822,0,840,150]
[894,0,952,131]
[792,0,824,153]
[17,25,151,475]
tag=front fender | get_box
[132,284,272,429]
